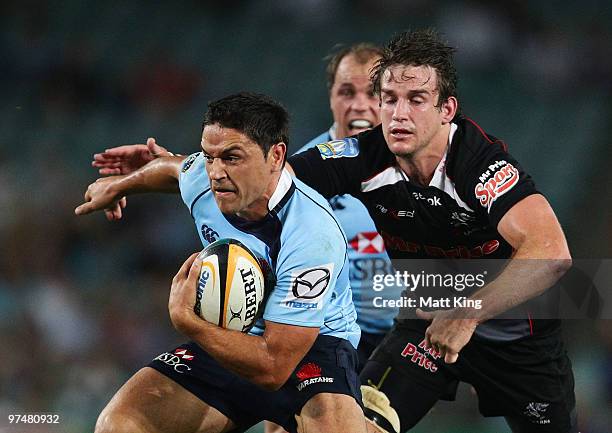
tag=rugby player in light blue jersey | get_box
[89,44,404,433]
[76,92,366,433]
[92,44,403,372]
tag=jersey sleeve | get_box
[454,142,539,228]
[288,137,364,199]
[177,152,208,211]
[261,224,348,327]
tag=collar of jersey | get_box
[221,170,293,263]
[267,168,294,211]
[328,123,337,141]
[427,122,458,188]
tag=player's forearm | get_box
[182,320,286,390]
[469,242,571,323]
[112,156,183,195]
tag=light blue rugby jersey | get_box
[296,130,401,334]
[178,152,360,348]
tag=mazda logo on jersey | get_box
[282,263,334,309]
[293,268,330,298]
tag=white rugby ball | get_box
[194,239,270,332]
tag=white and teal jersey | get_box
[178,152,360,348]
[296,131,401,335]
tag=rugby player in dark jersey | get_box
[289,29,576,433]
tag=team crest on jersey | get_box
[523,402,551,424]
[316,138,359,159]
[474,160,519,212]
[181,153,199,173]
[295,362,334,391]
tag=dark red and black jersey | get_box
[289,116,538,261]
[290,116,551,341]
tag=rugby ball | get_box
[194,239,270,332]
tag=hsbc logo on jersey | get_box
[153,349,194,373]
[282,263,334,310]
[474,161,519,211]
[349,232,386,253]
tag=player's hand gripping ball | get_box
[194,239,272,332]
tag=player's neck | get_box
[396,124,450,187]
[235,170,283,221]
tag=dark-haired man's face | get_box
[379,64,455,158]
[201,124,285,221]
[329,54,380,139]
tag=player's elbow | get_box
[550,240,572,272]
[254,361,295,391]
[542,243,572,282]
[535,233,572,279]
[550,254,572,278]
[253,371,288,391]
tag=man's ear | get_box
[268,142,287,171]
[440,96,458,124]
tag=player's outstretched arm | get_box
[169,253,318,391]
[75,155,184,220]
[92,137,173,175]
[473,193,572,315]
[417,194,572,363]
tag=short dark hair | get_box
[371,29,458,107]
[203,92,289,158]
[325,43,383,91]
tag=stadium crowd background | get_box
[1,1,610,432]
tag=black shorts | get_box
[357,330,386,372]
[148,335,362,433]
[360,320,576,433]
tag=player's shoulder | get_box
[305,126,388,161]
[178,152,209,208]
[289,178,343,231]
[180,151,204,174]
[451,116,508,156]
[295,130,332,154]
[447,116,509,177]
[279,177,346,247]
[355,125,396,169]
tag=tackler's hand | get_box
[75,176,126,221]
[92,137,171,175]
[416,308,478,364]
